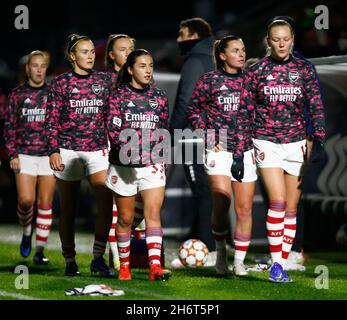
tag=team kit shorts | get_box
[18,154,53,176]
[252,139,306,176]
[53,148,109,181]
[204,148,258,182]
[105,162,166,196]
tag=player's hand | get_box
[311,140,325,163]
[49,153,65,171]
[231,154,244,182]
[213,144,224,152]
[10,158,20,174]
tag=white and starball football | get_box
[178,239,209,268]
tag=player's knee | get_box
[117,212,134,228]
[18,198,35,211]
[37,200,52,210]
[144,206,161,222]
[235,204,252,221]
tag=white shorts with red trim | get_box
[54,148,109,181]
[18,154,53,176]
[105,163,166,196]
[253,139,306,176]
[204,148,258,182]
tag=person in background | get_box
[4,50,55,264]
[170,17,215,253]
[104,34,135,87]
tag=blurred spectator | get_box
[170,17,215,251]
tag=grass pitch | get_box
[0,235,347,301]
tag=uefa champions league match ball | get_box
[178,239,209,268]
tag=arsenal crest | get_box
[288,71,299,83]
[92,84,102,95]
[209,160,216,168]
[258,152,265,161]
[149,99,158,109]
[111,176,118,185]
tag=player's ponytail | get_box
[213,35,242,69]
[117,49,152,87]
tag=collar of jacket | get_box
[179,37,214,59]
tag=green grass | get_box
[0,241,347,300]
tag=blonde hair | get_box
[27,50,46,65]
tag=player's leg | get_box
[258,168,290,282]
[15,173,37,257]
[209,175,232,275]
[88,169,114,277]
[282,173,302,266]
[57,178,81,275]
[34,174,56,264]
[114,194,136,280]
[108,196,120,270]
[141,185,171,281]
[231,181,255,276]
[133,193,145,229]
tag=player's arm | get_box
[4,91,20,173]
[186,76,209,131]
[46,83,64,171]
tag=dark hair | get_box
[213,35,243,69]
[180,17,212,39]
[65,33,92,64]
[104,34,136,71]
[267,19,294,37]
[117,49,152,87]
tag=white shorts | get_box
[105,163,166,196]
[253,139,306,176]
[204,148,258,182]
[54,148,109,181]
[18,154,53,176]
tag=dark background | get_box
[0,0,346,93]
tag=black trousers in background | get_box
[183,162,215,251]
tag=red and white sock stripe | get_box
[266,200,286,265]
[133,195,144,229]
[234,231,251,263]
[116,230,131,266]
[35,206,53,248]
[108,201,119,261]
[17,205,34,236]
[146,227,163,266]
[282,210,297,261]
